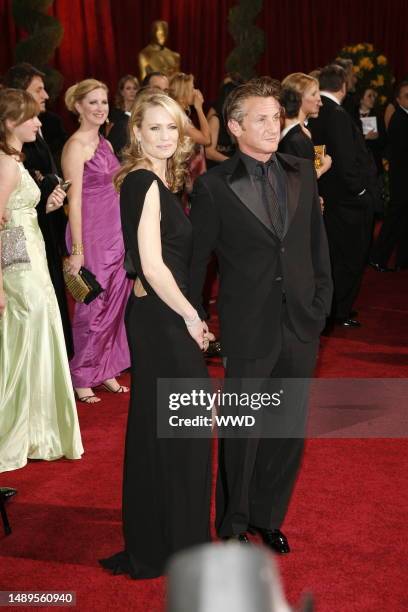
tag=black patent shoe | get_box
[224,532,250,544]
[249,526,290,553]
[336,317,362,328]
[0,487,17,499]
[369,261,395,272]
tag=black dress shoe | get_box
[0,487,17,499]
[224,533,250,544]
[249,526,290,554]
[336,318,361,328]
[369,261,395,272]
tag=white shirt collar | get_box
[399,104,408,115]
[320,91,341,105]
[280,121,300,140]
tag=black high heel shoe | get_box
[0,487,17,536]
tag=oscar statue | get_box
[138,20,181,81]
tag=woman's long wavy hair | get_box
[0,88,39,160]
[114,90,193,193]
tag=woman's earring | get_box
[137,139,142,155]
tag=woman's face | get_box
[301,83,322,117]
[361,89,377,110]
[122,80,138,105]
[135,105,179,162]
[76,87,109,126]
[9,114,41,144]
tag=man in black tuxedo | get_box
[371,80,408,270]
[190,78,332,551]
[309,65,375,327]
[3,63,73,357]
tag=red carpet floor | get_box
[1,267,407,611]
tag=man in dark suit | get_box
[371,80,408,270]
[3,63,73,357]
[309,65,375,327]
[190,78,332,551]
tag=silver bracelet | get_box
[184,313,199,328]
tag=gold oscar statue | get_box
[138,20,181,81]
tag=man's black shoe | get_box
[336,318,361,328]
[369,261,395,272]
[248,526,290,553]
[224,533,250,544]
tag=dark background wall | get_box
[1,0,407,111]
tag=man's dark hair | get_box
[318,64,346,93]
[3,62,45,91]
[395,79,408,99]
[142,72,167,87]
[333,58,353,72]
[224,76,281,125]
[280,87,302,119]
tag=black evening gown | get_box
[100,169,211,579]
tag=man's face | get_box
[26,76,49,111]
[149,75,169,92]
[228,96,281,161]
[397,85,408,110]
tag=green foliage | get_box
[226,0,265,80]
[12,0,64,99]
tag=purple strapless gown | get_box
[66,137,131,387]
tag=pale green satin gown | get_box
[0,160,83,473]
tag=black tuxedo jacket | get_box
[23,134,67,256]
[278,124,315,161]
[309,96,376,206]
[387,106,408,199]
[189,151,333,359]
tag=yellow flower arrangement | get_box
[359,57,374,70]
[338,42,394,107]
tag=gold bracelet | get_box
[71,243,84,256]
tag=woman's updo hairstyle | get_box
[65,79,108,115]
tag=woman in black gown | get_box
[100,91,212,579]
[279,73,332,180]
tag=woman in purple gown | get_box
[62,79,131,403]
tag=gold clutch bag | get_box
[314,144,326,170]
[63,266,103,304]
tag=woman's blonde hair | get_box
[115,74,140,110]
[114,90,193,193]
[65,79,108,115]
[281,72,318,97]
[169,72,194,109]
[0,88,39,159]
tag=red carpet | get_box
[1,267,407,611]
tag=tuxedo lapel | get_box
[277,153,301,236]
[37,134,58,175]
[226,157,275,234]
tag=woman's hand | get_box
[193,89,204,110]
[320,154,332,173]
[365,130,378,140]
[186,316,206,349]
[46,185,66,214]
[0,288,6,317]
[64,253,84,276]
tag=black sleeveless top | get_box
[120,169,192,296]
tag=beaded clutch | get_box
[63,266,103,305]
[0,225,31,273]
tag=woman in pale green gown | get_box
[0,88,83,473]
